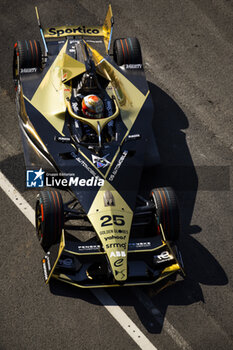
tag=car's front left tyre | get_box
[35,190,64,252]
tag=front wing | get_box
[42,226,184,288]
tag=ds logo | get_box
[26,168,45,188]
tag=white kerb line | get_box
[0,171,34,225]
[92,288,157,350]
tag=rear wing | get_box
[35,5,114,53]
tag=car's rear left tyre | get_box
[150,187,180,241]
[13,40,42,81]
[113,37,142,66]
[35,190,64,252]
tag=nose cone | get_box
[87,182,134,283]
[88,211,133,282]
[101,225,129,281]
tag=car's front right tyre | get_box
[150,187,180,241]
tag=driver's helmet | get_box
[82,95,104,119]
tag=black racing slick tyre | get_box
[35,190,64,252]
[151,187,180,241]
[113,37,142,66]
[13,40,42,80]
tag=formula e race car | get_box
[13,5,185,288]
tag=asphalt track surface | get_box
[0,0,233,349]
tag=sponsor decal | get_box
[100,229,114,235]
[73,155,97,177]
[92,154,110,169]
[127,134,141,140]
[110,251,126,258]
[106,242,126,249]
[108,151,128,181]
[128,242,151,249]
[20,68,37,73]
[45,253,51,271]
[114,259,124,267]
[55,136,71,143]
[26,168,44,188]
[69,40,79,44]
[65,241,101,252]
[104,235,126,241]
[115,269,126,279]
[48,26,100,37]
[42,258,48,281]
[86,40,103,44]
[153,251,173,264]
[99,229,128,235]
[125,64,143,69]
[77,244,101,251]
[68,40,79,54]
[58,258,73,267]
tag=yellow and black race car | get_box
[13,5,185,288]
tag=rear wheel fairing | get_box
[29,42,69,135]
[21,40,67,101]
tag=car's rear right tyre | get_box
[35,190,64,252]
[113,37,142,66]
[150,187,180,241]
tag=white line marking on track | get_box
[92,289,157,350]
[0,171,34,225]
[0,170,157,350]
[133,288,193,350]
